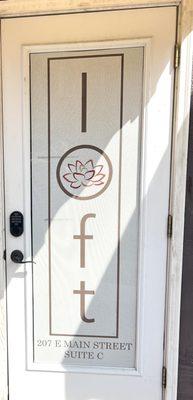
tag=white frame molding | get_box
[0,20,7,400]
[0,1,193,400]
[164,3,193,400]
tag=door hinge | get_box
[162,366,167,389]
[3,249,6,261]
[174,44,180,69]
[167,214,173,238]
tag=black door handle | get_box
[10,250,36,264]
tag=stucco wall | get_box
[0,0,181,16]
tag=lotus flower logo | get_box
[56,145,112,200]
[63,160,105,189]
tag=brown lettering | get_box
[73,281,95,323]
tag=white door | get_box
[2,7,176,400]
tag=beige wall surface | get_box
[0,0,181,16]
[0,1,192,41]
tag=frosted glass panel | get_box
[30,48,143,370]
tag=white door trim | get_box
[0,19,7,400]
[163,10,193,400]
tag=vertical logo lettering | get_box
[73,213,96,323]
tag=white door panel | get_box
[2,7,176,400]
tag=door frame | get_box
[0,2,192,400]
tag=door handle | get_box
[10,250,36,264]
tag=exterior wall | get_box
[177,7,193,400]
[177,61,193,400]
[0,1,192,400]
[0,0,181,16]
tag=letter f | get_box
[73,213,96,268]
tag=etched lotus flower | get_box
[63,160,105,189]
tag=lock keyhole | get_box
[11,250,24,263]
